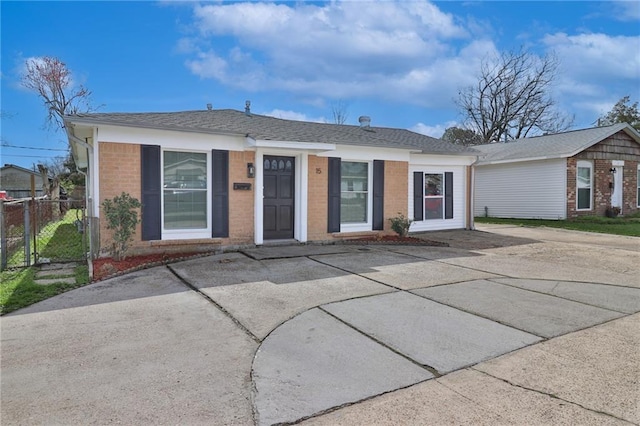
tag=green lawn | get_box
[0,264,89,315]
[1,208,90,315]
[475,214,640,237]
[6,208,86,266]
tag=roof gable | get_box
[65,109,478,156]
[475,123,640,165]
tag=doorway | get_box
[263,156,295,239]
[611,166,623,210]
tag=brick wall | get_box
[306,157,409,240]
[98,142,142,254]
[225,151,255,245]
[567,157,639,218]
[383,160,409,233]
[307,155,330,240]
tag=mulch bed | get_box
[92,252,210,282]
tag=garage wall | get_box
[474,158,567,219]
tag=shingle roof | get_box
[65,109,478,155]
[474,123,640,165]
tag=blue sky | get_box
[1,1,639,170]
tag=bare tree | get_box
[330,100,350,124]
[457,49,573,144]
[597,96,640,131]
[21,56,97,130]
[441,126,484,146]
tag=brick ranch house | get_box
[473,123,640,219]
[64,107,478,258]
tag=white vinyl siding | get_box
[474,158,567,219]
[409,165,466,231]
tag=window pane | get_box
[164,190,207,229]
[164,151,207,229]
[340,162,368,224]
[341,193,367,223]
[425,198,443,219]
[577,167,590,188]
[425,174,443,196]
[577,188,591,210]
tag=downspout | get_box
[467,158,479,230]
[67,129,96,276]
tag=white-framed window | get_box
[576,160,593,211]
[340,161,372,229]
[424,173,444,220]
[637,165,640,207]
[162,150,208,233]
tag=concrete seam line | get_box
[307,255,403,291]
[165,264,261,344]
[406,288,547,340]
[485,278,635,315]
[384,246,513,279]
[317,305,441,377]
[469,367,636,424]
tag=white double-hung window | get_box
[340,161,372,230]
[163,150,209,234]
[576,160,592,210]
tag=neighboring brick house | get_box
[473,123,640,219]
[64,107,478,258]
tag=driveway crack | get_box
[166,264,261,344]
[469,367,636,424]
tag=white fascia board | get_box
[97,125,246,151]
[317,145,412,162]
[477,154,565,166]
[410,153,476,166]
[247,138,336,152]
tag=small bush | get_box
[389,213,412,237]
[101,192,141,261]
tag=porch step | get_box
[34,263,78,286]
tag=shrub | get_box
[389,213,412,237]
[101,192,141,261]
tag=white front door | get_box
[611,166,623,209]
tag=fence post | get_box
[24,202,31,267]
[0,201,6,270]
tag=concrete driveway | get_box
[1,225,639,425]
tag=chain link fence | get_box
[1,198,88,270]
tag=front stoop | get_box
[35,263,78,285]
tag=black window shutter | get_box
[445,172,454,219]
[373,160,384,230]
[212,150,229,238]
[413,172,423,221]
[141,145,161,241]
[327,157,341,233]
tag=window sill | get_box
[148,238,223,247]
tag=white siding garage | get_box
[409,163,469,232]
[474,158,567,219]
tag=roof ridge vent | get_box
[359,115,371,128]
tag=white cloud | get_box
[543,32,640,120]
[410,120,457,138]
[611,1,640,21]
[544,33,640,81]
[181,1,479,106]
[262,109,327,123]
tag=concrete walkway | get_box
[1,226,639,425]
